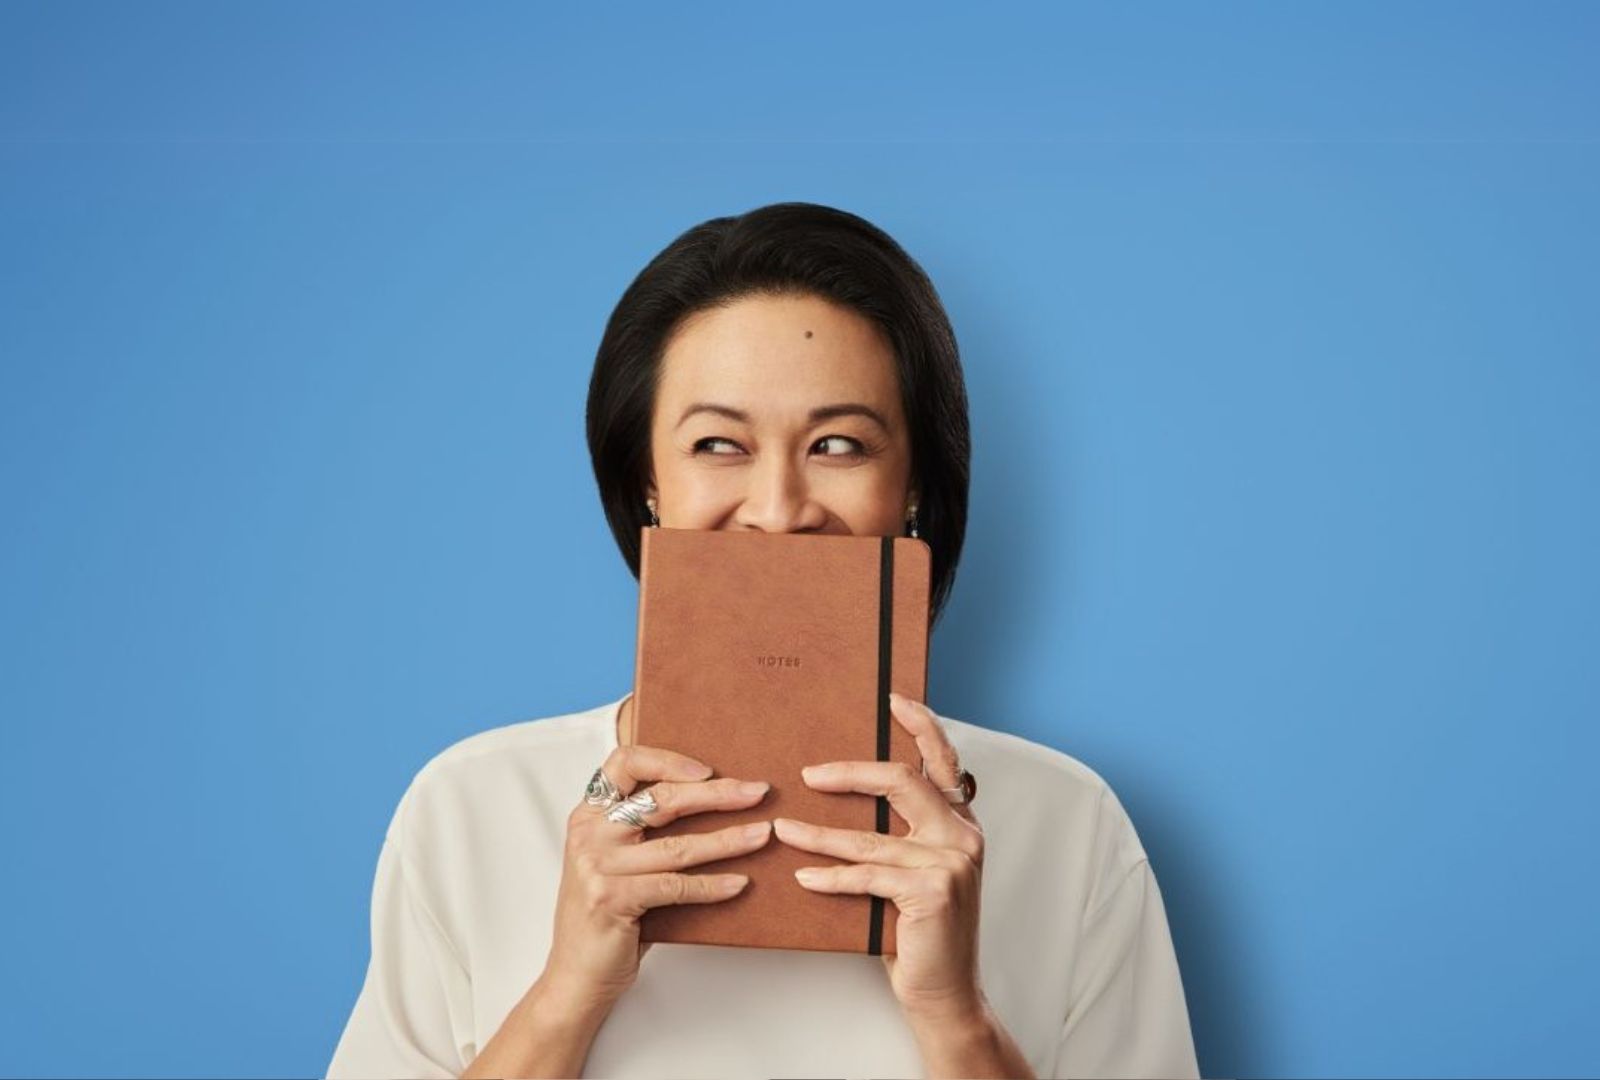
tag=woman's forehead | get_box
[658,295,900,413]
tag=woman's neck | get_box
[617,692,634,747]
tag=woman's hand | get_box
[771,691,986,1022]
[542,744,775,1009]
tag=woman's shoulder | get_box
[381,696,622,844]
[928,705,1153,885]
[416,698,617,782]
[929,704,1119,804]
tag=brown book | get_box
[628,525,932,955]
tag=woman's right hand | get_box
[540,743,773,1009]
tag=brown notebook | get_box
[627,525,932,955]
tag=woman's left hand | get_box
[772,690,986,1022]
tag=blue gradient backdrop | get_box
[2,4,1596,1077]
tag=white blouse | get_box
[326,693,1199,1078]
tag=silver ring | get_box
[584,765,624,809]
[604,788,658,830]
[922,757,977,805]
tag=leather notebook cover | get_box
[628,526,932,955]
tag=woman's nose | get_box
[737,455,826,533]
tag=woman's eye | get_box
[814,435,866,457]
[693,437,743,455]
[690,436,867,458]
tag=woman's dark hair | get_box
[585,201,971,629]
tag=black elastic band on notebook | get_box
[869,536,893,956]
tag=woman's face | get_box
[646,292,917,536]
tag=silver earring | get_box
[647,500,659,528]
[906,506,919,538]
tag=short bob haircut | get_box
[585,201,971,630]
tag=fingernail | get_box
[738,780,770,797]
[742,821,770,841]
[795,868,822,884]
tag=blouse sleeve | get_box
[326,791,475,1079]
[1050,857,1200,1079]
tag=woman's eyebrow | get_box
[675,402,890,432]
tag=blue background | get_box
[2,3,1596,1076]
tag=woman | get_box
[326,202,1199,1078]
